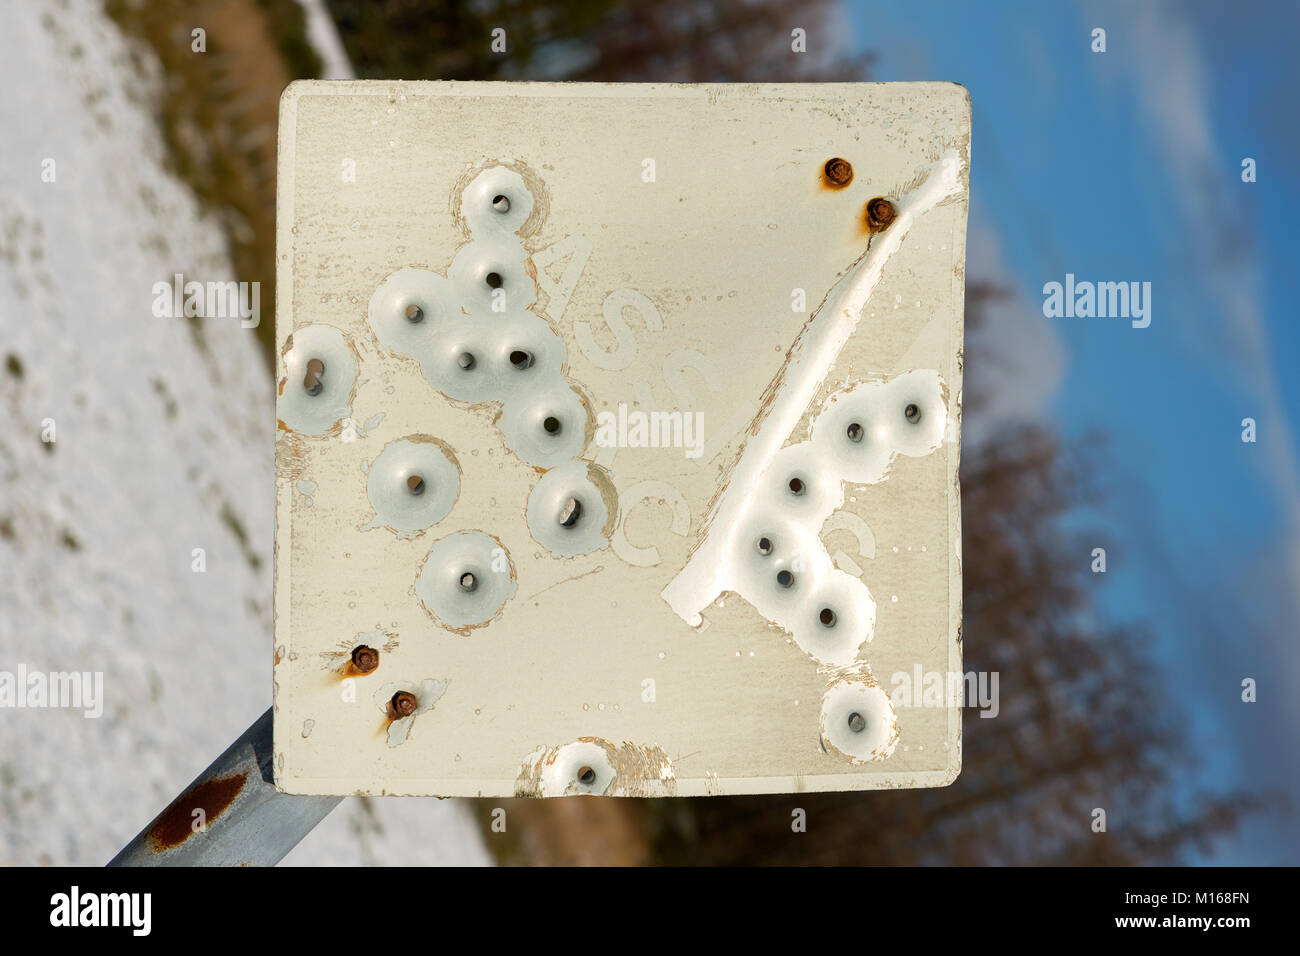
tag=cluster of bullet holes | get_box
[731,369,948,668]
[366,162,615,558]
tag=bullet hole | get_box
[819,607,837,628]
[485,271,504,290]
[509,349,534,370]
[405,304,424,323]
[457,352,476,371]
[756,536,773,556]
[847,711,866,733]
[559,497,582,528]
[777,569,795,589]
[543,416,561,435]
[904,403,921,424]
[492,194,510,213]
[5,354,23,380]
[303,358,325,396]
[846,422,864,443]
[788,477,805,496]
[459,572,477,592]
[577,766,596,786]
[407,474,425,496]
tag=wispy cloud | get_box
[962,216,1067,445]
[1090,0,1300,860]
[1094,0,1300,540]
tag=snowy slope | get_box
[0,0,489,866]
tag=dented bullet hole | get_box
[390,691,418,718]
[823,157,854,188]
[485,271,504,290]
[777,569,795,589]
[509,349,534,370]
[405,303,424,324]
[351,645,379,674]
[459,571,478,592]
[756,536,773,556]
[558,497,582,528]
[846,422,864,443]
[303,358,325,396]
[491,194,510,213]
[847,711,867,734]
[542,416,561,435]
[905,403,922,424]
[407,474,426,496]
[788,477,805,496]
[457,352,476,371]
[819,607,837,628]
[577,766,596,786]
[867,197,896,231]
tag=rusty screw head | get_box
[824,157,853,188]
[390,690,418,718]
[350,645,379,674]
[867,197,896,231]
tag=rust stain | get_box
[821,157,853,189]
[390,690,418,718]
[148,773,248,851]
[350,644,379,674]
[865,196,896,233]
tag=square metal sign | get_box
[273,81,970,797]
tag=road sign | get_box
[274,81,970,796]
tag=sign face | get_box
[273,81,970,797]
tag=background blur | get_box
[1,0,1295,865]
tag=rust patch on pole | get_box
[148,772,248,850]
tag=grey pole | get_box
[108,708,342,867]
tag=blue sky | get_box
[845,0,1300,863]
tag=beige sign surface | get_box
[273,81,970,797]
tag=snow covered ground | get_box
[0,0,490,866]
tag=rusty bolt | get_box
[866,197,896,231]
[390,690,418,718]
[351,645,379,674]
[823,157,853,188]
